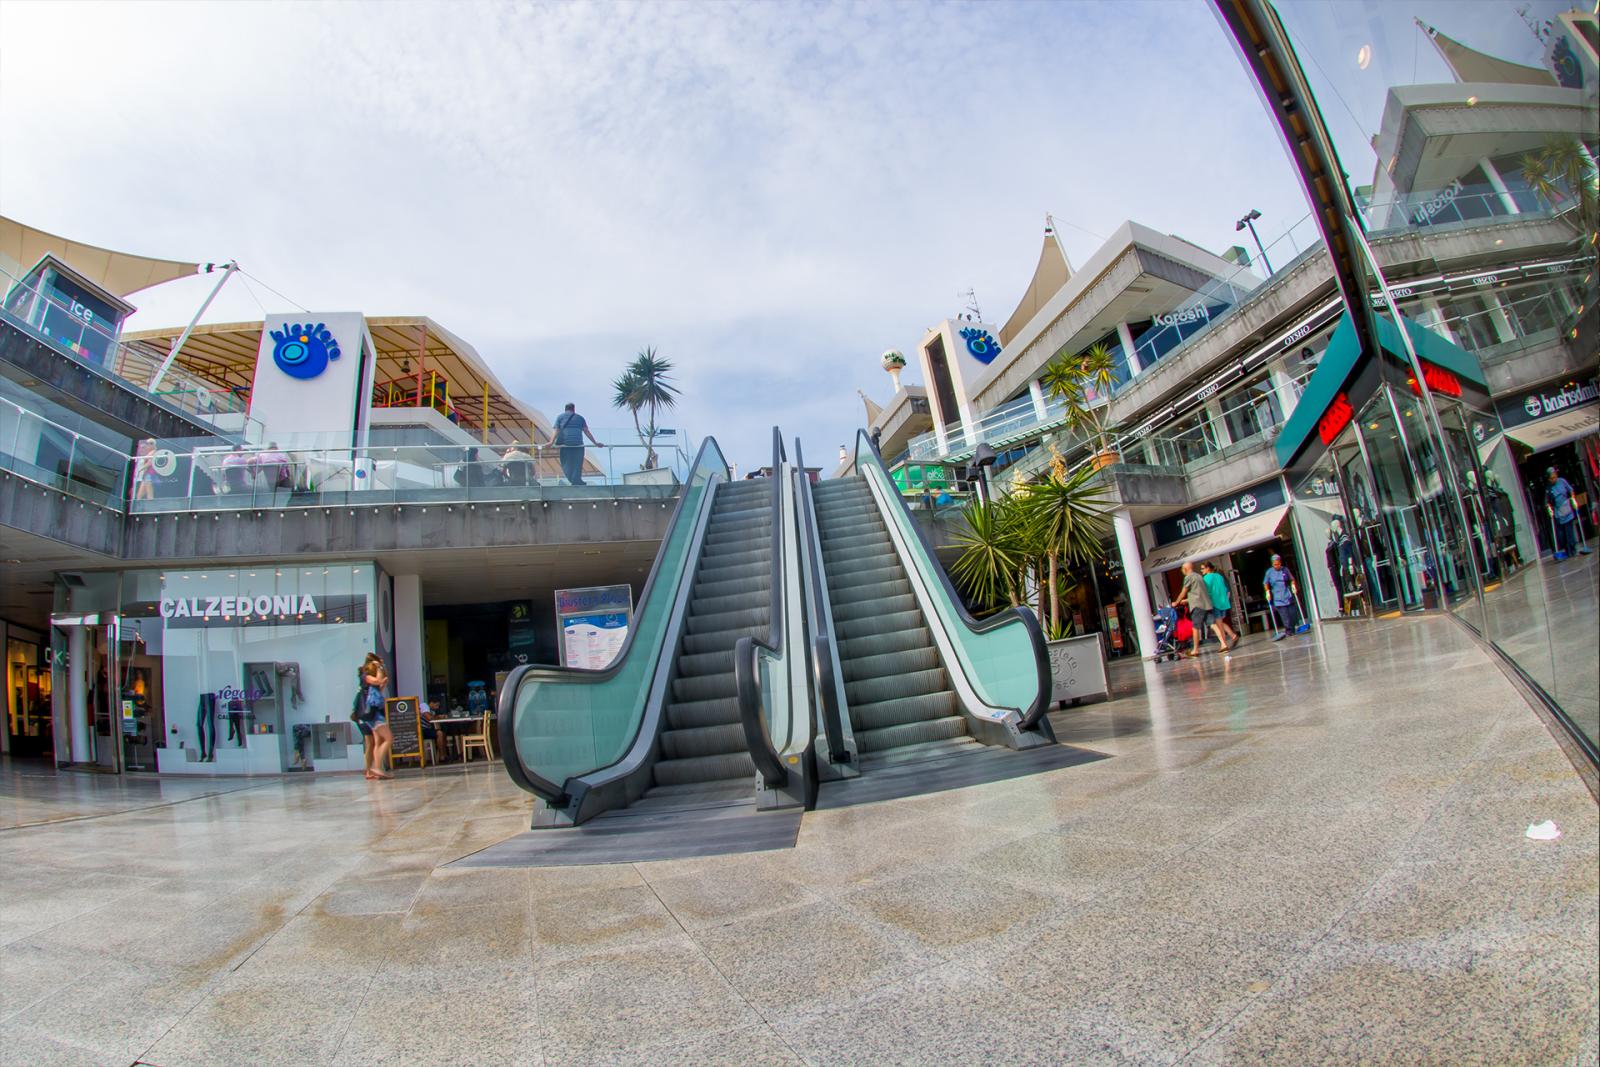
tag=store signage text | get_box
[1412,178,1463,226]
[1318,392,1355,446]
[1152,479,1286,546]
[1153,304,1209,330]
[1499,379,1600,428]
[161,595,319,620]
[1404,360,1463,399]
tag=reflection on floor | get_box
[1483,552,1598,750]
[0,617,1594,1066]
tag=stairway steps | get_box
[694,560,769,590]
[653,750,756,787]
[855,715,968,753]
[832,592,918,624]
[680,625,766,656]
[824,551,901,578]
[671,670,738,703]
[857,734,984,769]
[685,605,769,636]
[831,578,913,609]
[697,546,772,573]
[845,667,947,708]
[850,688,957,733]
[834,608,924,641]
[664,694,740,731]
[660,721,746,760]
[842,645,941,684]
[690,589,771,618]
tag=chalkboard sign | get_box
[386,696,424,766]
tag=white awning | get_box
[1143,505,1291,575]
[1,216,199,297]
[1506,404,1599,453]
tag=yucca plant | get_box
[611,347,681,469]
[1012,458,1111,635]
[1520,136,1599,248]
[1039,340,1122,459]
[950,497,1027,613]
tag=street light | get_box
[1235,209,1274,276]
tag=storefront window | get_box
[125,563,381,774]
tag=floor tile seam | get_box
[0,782,274,834]
[320,958,387,1066]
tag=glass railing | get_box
[855,430,1048,730]
[127,438,696,510]
[498,437,730,802]
[1357,189,1559,238]
[0,395,132,508]
[0,261,248,426]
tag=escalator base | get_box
[816,743,1109,810]
[450,798,802,868]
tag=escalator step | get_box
[846,667,947,707]
[676,648,735,677]
[681,626,766,655]
[838,626,935,661]
[824,552,900,579]
[831,578,913,608]
[671,670,737,702]
[855,715,967,753]
[660,721,746,759]
[832,592,918,624]
[691,589,772,617]
[664,694,740,729]
[654,750,757,787]
[850,689,956,732]
[841,645,940,684]
[685,605,769,635]
[695,559,769,588]
[834,608,924,641]
[697,546,772,572]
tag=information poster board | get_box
[554,585,634,669]
[386,696,424,765]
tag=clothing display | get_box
[1325,523,1358,614]
[195,693,217,761]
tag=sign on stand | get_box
[554,585,634,669]
[386,696,424,766]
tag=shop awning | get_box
[1142,505,1291,575]
[1505,404,1599,453]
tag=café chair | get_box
[460,710,493,764]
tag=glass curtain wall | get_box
[1272,0,1600,754]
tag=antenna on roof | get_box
[957,288,982,323]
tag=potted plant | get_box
[612,346,682,485]
[1039,340,1122,468]
[1520,136,1599,248]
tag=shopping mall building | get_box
[851,9,1597,752]
[1,218,679,775]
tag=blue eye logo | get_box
[960,327,1001,364]
[270,322,341,380]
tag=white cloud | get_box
[1,0,1308,466]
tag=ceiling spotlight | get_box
[1357,44,1372,69]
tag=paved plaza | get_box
[0,617,1595,1066]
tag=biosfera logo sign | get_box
[271,322,342,380]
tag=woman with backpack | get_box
[354,654,393,780]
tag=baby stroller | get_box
[1152,605,1184,662]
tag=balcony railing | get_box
[0,394,132,508]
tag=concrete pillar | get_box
[393,574,426,704]
[1269,364,1300,423]
[1205,399,1232,448]
[1483,293,1517,344]
[68,627,90,763]
[1028,379,1047,421]
[1113,511,1158,659]
[1478,157,1520,215]
[1421,297,1458,343]
[1117,321,1143,377]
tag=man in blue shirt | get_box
[1546,467,1589,559]
[552,403,603,486]
[1263,554,1303,640]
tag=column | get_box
[68,627,90,763]
[1477,157,1520,216]
[1269,364,1300,422]
[1117,321,1143,377]
[1028,379,1047,421]
[1483,292,1517,344]
[392,575,426,703]
[1205,399,1232,449]
[1113,510,1158,659]
[1420,297,1458,343]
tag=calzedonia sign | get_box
[1152,478,1287,547]
[138,593,370,630]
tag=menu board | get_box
[386,696,423,764]
[555,585,633,669]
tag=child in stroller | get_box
[1152,605,1187,662]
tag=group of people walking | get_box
[1170,554,1306,658]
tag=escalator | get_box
[495,431,810,852]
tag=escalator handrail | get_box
[734,426,789,788]
[853,428,1052,728]
[497,434,731,803]
[793,436,848,764]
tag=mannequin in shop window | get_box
[1326,518,1358,615]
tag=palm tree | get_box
[1520,136,1599,247]
[1039,340,1122,463]
[610,347,681,469]
[1012,457,1111,635]
[950,498,1026,613]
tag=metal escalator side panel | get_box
[849,430,1052,748]
[499,438,729,822]
[791,440,859,777]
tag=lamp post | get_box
[1235,209,1274,276]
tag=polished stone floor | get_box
[0,618,1595,1066]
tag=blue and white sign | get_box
[270,322,342,380]
[1152,477,1288,546]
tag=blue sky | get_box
[1,0,1315,471]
